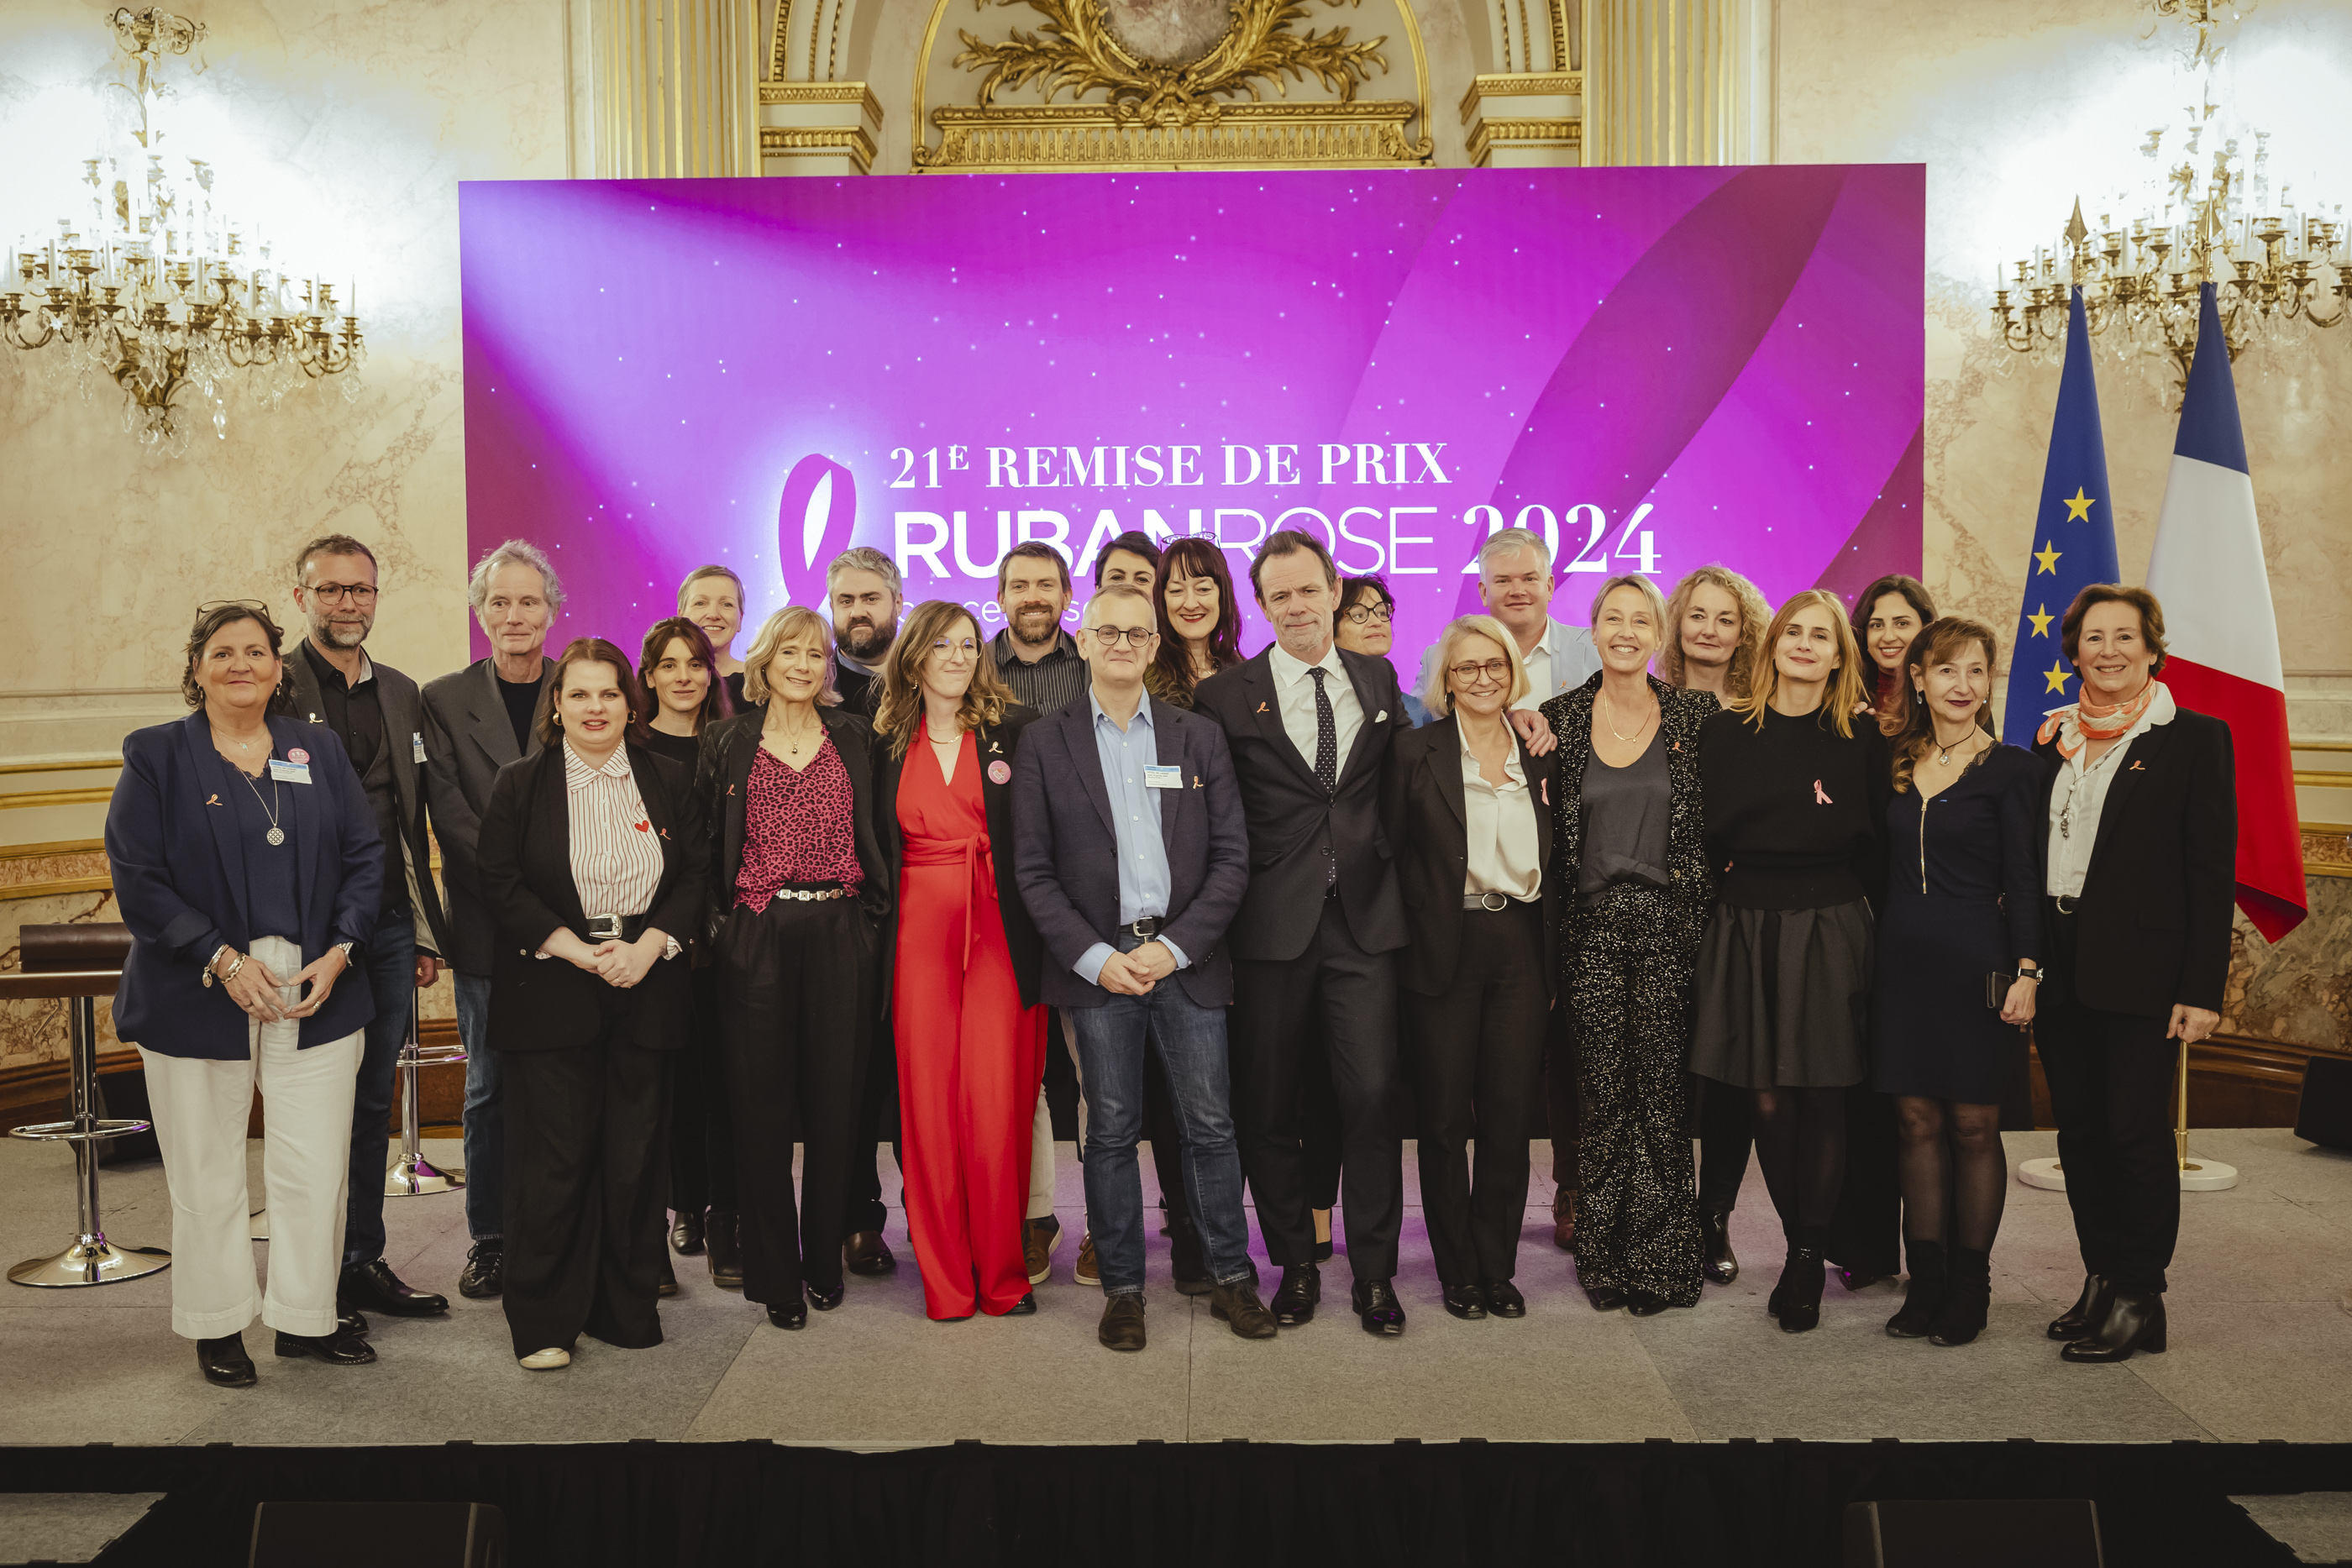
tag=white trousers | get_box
[1026,1013,1087,1220]
[139,936,362,1340]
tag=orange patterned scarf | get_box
[2036,679,2166,761]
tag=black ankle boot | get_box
[1699,1208,1739,1286]
[2061,1287,2166,1362]
[1886,1239,1945,1339]
[1774,1244,1825,1332]
[1929,1247,1990,1346]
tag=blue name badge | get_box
[266,759,313,785]
[1142,764,1183,790]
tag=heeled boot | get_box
[2060,1287,2166,1362]
[1772,1238,1826,1333]
[1885,1239,1945,1339]
[1699,1207,1739,1286]
[1928,1246,1990,1346]
[706,1208,744,1290]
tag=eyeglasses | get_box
[1449,658,1513,684]
[307,583,379,605]
[195,599,268,616]
[1342,602,1394,624]
[1086,626,1155,648]
[931,637,979,655]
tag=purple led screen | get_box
[458,166,1924,667]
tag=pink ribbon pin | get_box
[1812,779,1832,805]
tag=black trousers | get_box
[500,1008,672,1359]
[1693,1076,1751,1212]
[1828,1088,1903,1276]
[1402,901,1546,1286]
[719,896,874,1303]
[1230,899,1404,1276]
[2038,998,2180,1293]
[1299,1027,1344,1213]
[843,994,901,1235]
[1546,1003,1581,1194]
[667,964,738,1216]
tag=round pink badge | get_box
[286,748,309,765]
[988,760,1012,784]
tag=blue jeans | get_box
[342,907,417,1269]
[1070,936,1251,1297]
[454,971,503,1241]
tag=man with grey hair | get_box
[419,538,563,1300]
[825,546,902,718]
[1413,528,1602,718]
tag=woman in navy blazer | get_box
[108,602,384,1388]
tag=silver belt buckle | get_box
[1478,891,1509,912]
[584,913,623,941]
[2053,894,2077,915]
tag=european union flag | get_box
[2002,287,2121,746]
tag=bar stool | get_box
[5,924,169,1287]
[386,989,465,1196]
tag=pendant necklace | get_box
[240,768,286,847]
[1602,693,1653,743]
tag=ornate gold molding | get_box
[1457,69,1579,123]
[1464,114,1578,165]
[759,80,884,125]
[759,124,879,171]
[918,100,1430,170]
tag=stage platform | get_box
[3,1128,2349,1451]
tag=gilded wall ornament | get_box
[953,0,1394,123]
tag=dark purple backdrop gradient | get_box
[459,166,1923,670]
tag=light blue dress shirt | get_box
[1074,689,1190,986]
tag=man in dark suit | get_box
[286,534,454,1327]
[1192,529,1415,1335]
[1012,585,1274,1350]
[825,546,900,720]
[420,539,561,1299]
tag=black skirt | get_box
[1687,899,1873,1089]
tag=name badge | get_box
[1143,764,1183,790]
[267,759,313,784]
[412,732,427,764]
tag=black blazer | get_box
[2033,705,2236,1017]
[695,701,892,937]
[1383,714,1558,999]
[872,706,1045,1009]
[1192,646,1411,962]
[1011,693,1251,1011]
[477,742,709,1052]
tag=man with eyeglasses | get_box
[284,534,455,1329]
[1010,585,1273,1350]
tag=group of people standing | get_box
[105,520,2235,1383]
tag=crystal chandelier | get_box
[0,8,364,455]
[1989,0,2349,401]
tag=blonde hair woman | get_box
[1688,589,1889,1334]
[870,601,1047,1320]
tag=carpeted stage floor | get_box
[4,1128,2349,1450]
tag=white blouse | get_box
[564,742,665,918]
[1460,732,1542,902]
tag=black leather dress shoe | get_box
[457,1239,503,1299]
[1005,1292,1038,1316]
[706,1209,744,1290]
[1625,1289,1671,1317]
[2048,1273,2113,1340]
[843,1230,896,1276]
[1272,1263,1320,1326]
[1441,1284,1488,1321]
[197,1332,256,1387]
[670,1208,706,1256]
[1483,1280,1526,1319]
[341,1257,449,1317]
[767,1297,808,1331]
[1700,1209,1740,1286]
[275,1328,377,1365]
[2060,1287,2166,1362]
[1583,1283,1627,1312]
[657,1252,680,1298]
[337,1306,369,1337]
[807,1282,844,1312]
[1352,1278,1407,1336]
[1835,1266,1887,1292]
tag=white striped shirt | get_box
[564,742,664,919]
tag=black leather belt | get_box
[1121,917,1163,939]
[580,912,649,944]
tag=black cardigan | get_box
[1541,673,1719,954]
[871,705,1045,1010]
[693,701,893,940]
[1382,713,1558,999]
[2032,705,2236,1016]
[477,742,708,1052]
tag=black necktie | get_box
[1308,666,1338,797]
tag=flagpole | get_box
[2176,1033,2240,1191]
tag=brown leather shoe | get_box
[1098,1293,1147,1351]
[1553,1190,1578,1251]
[844,1230,896,1276]
[843,1230,896,1276]
[1023,1219,1061,1286]
[1210,1280,1278,1340]
[1073,1230,1100,1287]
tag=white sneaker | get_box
[518,1346,570,1371]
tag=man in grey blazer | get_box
[1410,527,1602,717]
[286,534,455,1327]
[419,539,561,1299]
[1011,585,1275,1351]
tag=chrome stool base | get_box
[10,1235,172,1288]
[386,1155,465,1197]
[385,993,466,1199]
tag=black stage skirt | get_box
[1687,898,1872,1090]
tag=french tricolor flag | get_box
[2145,284,2307,942]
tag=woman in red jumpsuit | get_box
[871,600,1047,1319]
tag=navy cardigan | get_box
[107,711,384,1059]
